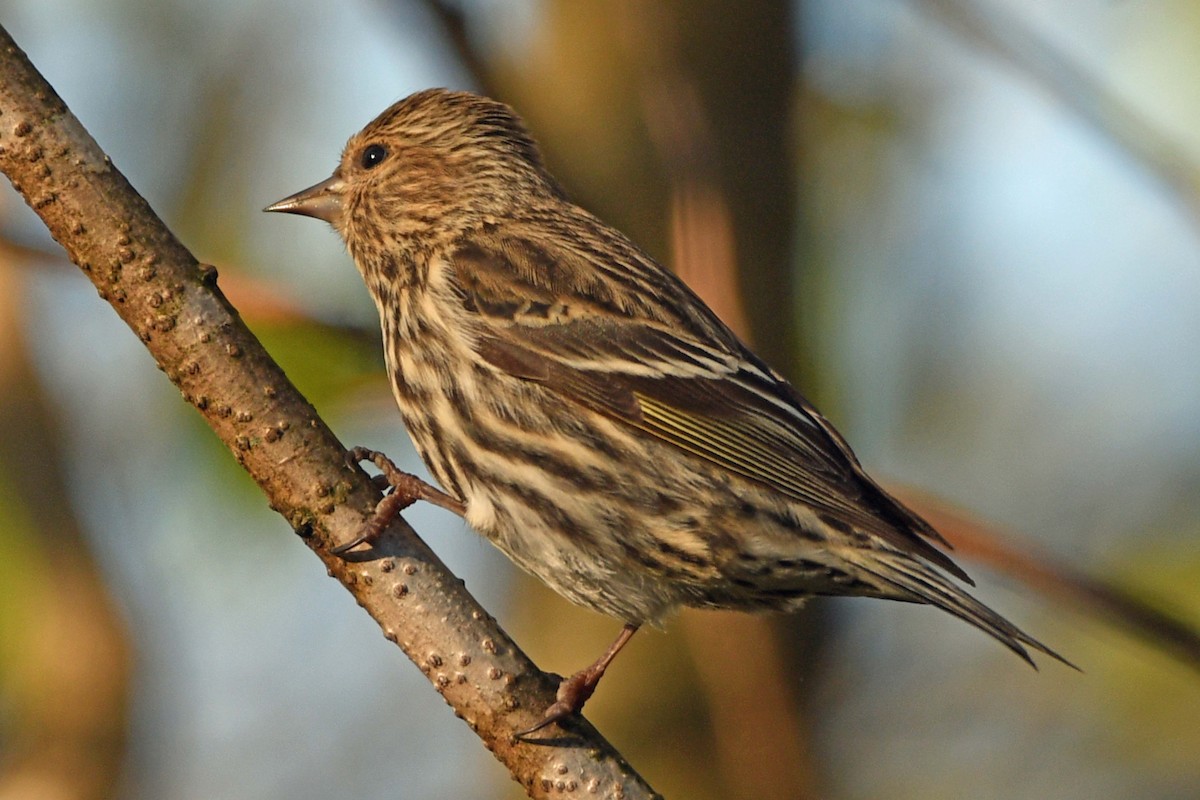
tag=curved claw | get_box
[330,530,372,556]
[344,445,372,471]
[515,624,639,741]
[515,699,576,739]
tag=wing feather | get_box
[451,230,968,581]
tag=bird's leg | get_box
[517,623,640,739]
[334,446,466,554]
[349,446,465,516]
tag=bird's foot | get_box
[333,446,465,554]
[516,623,639,740]
[516,664,605,739]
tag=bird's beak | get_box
[264,175,345,224]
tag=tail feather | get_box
[843,548,1078,670]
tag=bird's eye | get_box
[360,144,388,169]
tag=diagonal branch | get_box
[0,25,659,800]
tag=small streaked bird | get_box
[266,88,1069,734]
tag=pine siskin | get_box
[266,88,1070,734]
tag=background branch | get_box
[893,484,1200,673]
[915,0,1200,227]
[0,24,658,800]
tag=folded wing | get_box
[450,230,969,582]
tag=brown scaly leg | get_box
[517,623,640,739]
[334,446,466,555]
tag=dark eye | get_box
[360,144,388,169]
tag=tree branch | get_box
[0,25,659,800]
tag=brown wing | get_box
[450,228,970,582]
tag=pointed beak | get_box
[264,175,346,224]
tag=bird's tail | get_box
[839,547,1078,670]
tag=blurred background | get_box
[1,1,1199,798]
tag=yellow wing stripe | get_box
[634,393,819,502]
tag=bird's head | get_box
[265,89,562,252]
